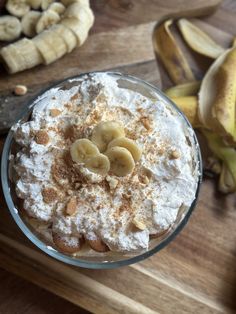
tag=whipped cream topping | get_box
[12,73,199,253]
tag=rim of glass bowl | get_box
[1,71,202,269]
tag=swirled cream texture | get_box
[12,73,199,252]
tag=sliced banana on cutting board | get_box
[0,0,95,74]
[0,15,21,41]
[48,2,65,15]
[50,23,77,53]
[21,10,41,37]
[6,0,30,18]
[28,0,42,10]
[41,0,55,11]
[36,10,60,34]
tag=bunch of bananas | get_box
[0,0,94,73]
[155,19,236,193]
[70,121,142,177]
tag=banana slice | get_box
[70,138,99,163]
[36,10,60,34]
[48,2,65,15]
[35,29,67,59]
[105,147,135,177]
[21,10,41,37]
[6,0,30,18]
[0,15,21,42]
[108,137,142,162]
[41,0,54,10]
[61,17,91,46]
[61,0,89,6]
[0,44,25,73]
[50,24,77,53]
[28,0,42,9]
[85,154,110,175]
[12,38,43,69]
[91,121,125,153]
[33,32,57,64]
[64,3,94,28]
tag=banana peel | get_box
[170,96,201,127]
[199,47,236,143]
[177,19,225,59]
[203,130,236,192]
[165,81,201,98]
[232,37,236,48]
[218,163,236,193]
[211,48,236,143]
[154,19,195,84]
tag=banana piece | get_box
[64,3,94,28]
[107,137,142,162]
[36,10,60,34]
[50,24,77,53]
[41,0,54,10]
[85,154,110,175]
[91,121,125,153]
[70,138,99,163]
[28,0,42,9]
[61,17,88,46]
[48,2,65,15]
[0,44,25,73]
[6,0,30,17]
[61,0,89,7]
[105,147,135,177]
[0,15,21,41]
[11,38,43,69]
[21,10,41,37]
[33,32,57,64]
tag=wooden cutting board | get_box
[1,1,236,313]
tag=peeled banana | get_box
[6,0,30,17]
[92,121,125,152]
[0,15,21,41]
[70,138,99,163]
[0,0,94,73]
[48,2,65,15]
[61,0,89,7]
[85,154,110,175]
[0,38,43,73]
[41,0,54,11]
[36,10,60,34]
[105,147,135,177]
[28,0,42,10]
[21,10,41,37]
[108,137,142,162]
[50,24,77,53]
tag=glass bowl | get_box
[1,72,202,269]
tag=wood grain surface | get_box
[1,1,236,314]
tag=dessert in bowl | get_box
[1,72,202,268]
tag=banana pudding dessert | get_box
[11,72,199,255]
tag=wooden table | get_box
[0,1,236,313]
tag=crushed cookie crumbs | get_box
[50,109,61,117]
[65,197,77,215]
[35,130,49,145]
[42,187,58,204]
